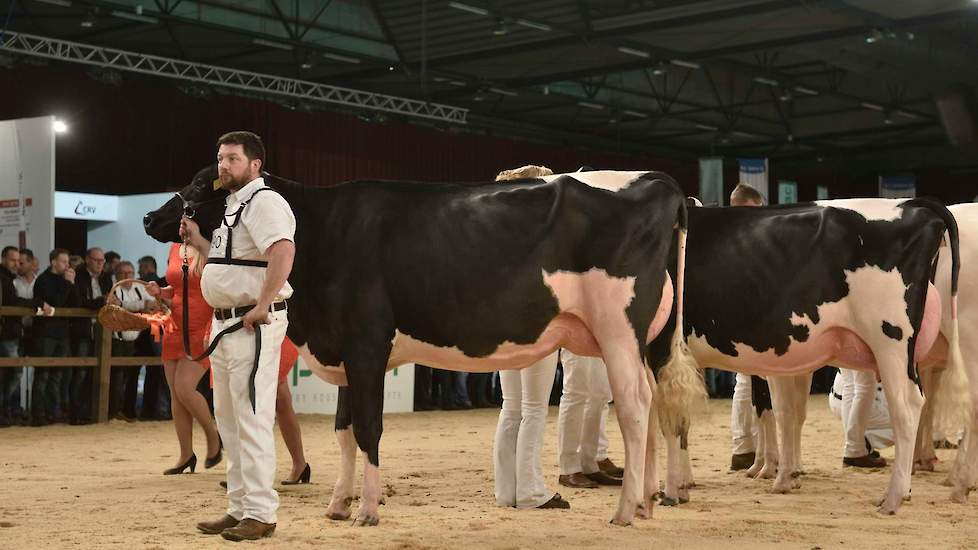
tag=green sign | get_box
[778,181,798,204]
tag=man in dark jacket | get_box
[31,248,79,425]
[0,247,40,427]
[70,247,111,424]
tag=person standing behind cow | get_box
[107,261,155,421]
[31,249,79,426]
[103,251,121,283]
[729,183,764,470]
[0,247,39,427]
[145,243,222,475]
[71,248,112,425]
[136,255,169,420]
[556,350,624,488]
[185,131,295,541]
[492,164,569,510]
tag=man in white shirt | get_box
[184,131,295,542]
[106,261,154,421]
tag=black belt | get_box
[214,301,287,322]
[832,391,843,400]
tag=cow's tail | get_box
[915,201,970,438]
[656,196,707,437]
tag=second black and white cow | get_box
[647,198,964,515]
[144,166,702,526]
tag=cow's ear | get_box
[212,178,221,190]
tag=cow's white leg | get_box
[877,356,923,514]
[746,414,766,478]
[680,437,695,494]
[325,427,358,520]
[355,454,383,526]
[750,410,778,479]
[603,343,652,526]
[769,376,803,493]
[914,366,941,472]
[791,374,812,476]
[638,369,660,520]
[660,434,683,506]
[948,429,977,502]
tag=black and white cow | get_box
[647,198,964,515]
[143,166,704,526]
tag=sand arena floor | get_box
[1,395,976,549]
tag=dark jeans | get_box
[0,339,22,418]
[109,340,138,418]
[32,337,69,422]
[466,373,493,407]
[414,365,434,410]
[136,331,167,419]
[69,338,93,422]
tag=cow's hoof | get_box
[940,477,955,487]
[754,465,777,480]
[325,496,353,520]
[913,460,936,473]
[352,514,380,527]
[770,480,797,494]
[636,502,652,520]
[745,463,763,478]
[950,489,969,504]
[659,496,679,507]
[609,518,632,527]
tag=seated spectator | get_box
[106,261,155,422]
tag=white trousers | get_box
[494,352,558,509]
[210,310,288,524]
[557,350,612,475]
[829,369,893,452]
[731,373,758,454]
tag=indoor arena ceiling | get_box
[4,0,978,167]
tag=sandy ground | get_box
[1,395,976,550]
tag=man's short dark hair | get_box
[217,131,266,167]
[730,183,764,206]
[49,248,70,262]
[2,246,18,259]
[86,247,103,258]
[105,250,120,263]
[19,248,33,261]
[138,255,157,270]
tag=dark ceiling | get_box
[3,0,978,170]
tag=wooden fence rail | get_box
[0,306,162,423]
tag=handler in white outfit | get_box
[492,164,568,510]
[188,131,295,541]
[557,349,622,487]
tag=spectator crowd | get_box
[0,246,179,427]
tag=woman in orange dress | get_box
[146,243,221,475]
[276,337,310,484]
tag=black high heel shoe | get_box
[281,463,311,485]
[164,454,197,475]
[205,437,223,469]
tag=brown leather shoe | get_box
[196,514,239,535]
[730,452,756,471]
[558,472,599,489]
[221,518,276,541]
[536,493,570,509]
[585,471,623,486]
[597,458,624,478]
[843,454,887,468]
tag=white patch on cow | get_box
[542,267,640,354]
[687,265,913,376]
[540,170,651,193]
[297,344,348,386]
[815,198,908,222]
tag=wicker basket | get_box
[97,279,171,332]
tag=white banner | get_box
[738,158,769,203]
[0,116,55,255]
[289,360,415,414]
[55,192,119,221]
[698,157,724,206]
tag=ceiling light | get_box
[34,0,72,6]
[617,46,650,59]
[779,89,793,102]
[448,2,489,16]
[110,10,158,24]
[623,110,648,118]
[492,18,508,36]
[865,28,883,44]
[449,80,466,86]
[695,124,718,131]
[53,119,68,133]
[322,52,361,64]
[516,19,551,31]
[794,86,818,96]
[896,110,918,119]
[883,111,894,125]
[578,101,604,110]
[753,76,779,86]
[388,65,395,71]
[861,102,884,111]
[300,54,314,70]
[670,59,700,70]
[253,38,293,51]
[733,130,756,138]
[80,13,95,28]
[488,87,517,97]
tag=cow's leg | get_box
[660,433,684,506]
[345,344,392,527]
[769,375,804,493]
[914,366,941,472]
[876,355,924,515]
[751,410,779,479]
[638,369,660,519]
[791,374,812,476]
[326,387,358,520]
[603,343,652,526]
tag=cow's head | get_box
[143,165,229,243]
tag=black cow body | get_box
[647,199,962,514]
[145,166,697,526]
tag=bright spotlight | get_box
[53,119,68,134]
